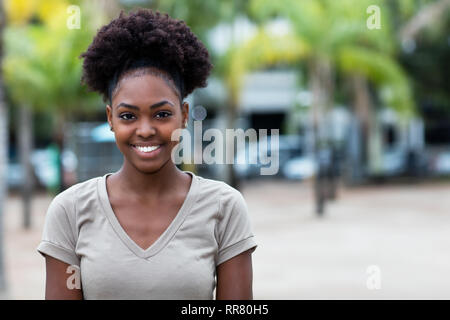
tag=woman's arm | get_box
[44,255,83,300]
[215,249,254,300]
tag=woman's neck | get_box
[112,160,187,201]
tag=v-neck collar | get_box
[97,171,199,259]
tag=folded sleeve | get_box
[37,195,80,266]
[215,185,257,266]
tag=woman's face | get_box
[106,72,188,174]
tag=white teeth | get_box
[134,145,160,153]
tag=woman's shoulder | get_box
[51,174,105,210]
[192,173,245,206]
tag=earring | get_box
[184,120,188,128]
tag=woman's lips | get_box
[129,144,163,158]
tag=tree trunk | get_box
[55,112,66,193]
[18,105,34,229]
[224,8,240,191]
[225,98,240,190]
[0,0,9,296]
[309,58,334,216]
[351,74,373,183]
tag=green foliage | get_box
[144,0,250,42]
[3,2,103,115]
[223,29,309,103]
[249,0,416,115]
[338,46,415,115]
[250,0,395,55]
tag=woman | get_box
[37,9,257,300]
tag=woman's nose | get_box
[136,120,156,137]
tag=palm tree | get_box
[3,23,35,229]
[3,0,103,230]
[249,0,416,213]
[4,0,105,198]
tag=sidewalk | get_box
[244,179,450,299]
[3,179,450,299]
[3,191,49,299]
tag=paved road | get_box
[3,179,450,299]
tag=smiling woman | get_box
[106,73,185,173]
[36,8,257,300]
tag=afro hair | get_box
[80,9,213,103]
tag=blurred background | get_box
[0,0,449,299]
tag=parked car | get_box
[430,150,450,175]
[7,146,77,190]
[233,134,307,179]
[282,155,317,180]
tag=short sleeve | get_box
[215,186,257,266]
[37,195,80,266]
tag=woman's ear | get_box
[106,105,113,131]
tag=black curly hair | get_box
[80,9,213,105]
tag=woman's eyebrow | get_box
[116,100,174,110]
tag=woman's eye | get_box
[119,113,135,120]
[155,111,172,119]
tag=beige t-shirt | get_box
[37,171,257,299]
